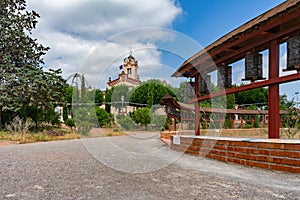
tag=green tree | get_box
[105,87,113,113]
[170,81,189,103]
[81,75,86,98]
[65,86,74,104]
[133,108,151,129]
[0,0,66,126]
[111,85,129,110]
[235,85,268,108]
[130,79,176,108]
[95,89,104,106]
[95,107,111,127]
[65,118,75,129]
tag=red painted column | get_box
[268,39,280,138]
[168,117,171,132]
[194,74,200,136]
[174,118,177,131]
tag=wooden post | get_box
[219,114,223,129]
[174,118,177,131]
[194,74,200,136]
[205,114,209,129]
[168,117,171,132]
[240,116,244,128]
[230,114,234,129]
[180,119,183,130]
[268,39,280,138]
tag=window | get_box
[127,68,132,75]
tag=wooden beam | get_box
[189,23,300,75]
[198,10,300,69]
[173,10,300,77]
[189,73,300,103]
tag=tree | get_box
[130,79,176,108]
[95,89,104,106]
[105,87,113,113]
[64,118,75,129]
[81,75,86,98]
[95,107,111,127]
[0,0,66,126]
[65,86,74,104]
[133,108,151,129]
[170,81,189,103]
[111,85,129,110]
[235,85,268,108]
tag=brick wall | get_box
[171,136,300,173]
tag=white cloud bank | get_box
[27,0,182,89]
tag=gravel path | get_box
[0,133,299,200]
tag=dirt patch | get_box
[0,141,17,146]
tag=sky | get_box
[26,0,299,101]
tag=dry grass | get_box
[0,127,129,144]
[1,126,299,144]
[0,129,79,144]
[84,128,127,138]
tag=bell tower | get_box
[123,51,139,80]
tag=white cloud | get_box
[26,0,182,89]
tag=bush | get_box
[116,114,137,131]
[133,108,151,129]
[77,121,94,135]
[64,118,75,129]
[6,116,33,135]
[95,107,112,127]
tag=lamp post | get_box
[121,95,124,113]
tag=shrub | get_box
[116,114,137,131]
[64,118,75,129]
[6,116,33,135]
[95,107,112,127]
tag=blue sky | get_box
[173,0,298,101]
[27,0,299,101]
[175,0,285,47]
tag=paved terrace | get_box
[0,133,299,199]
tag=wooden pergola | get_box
[172,0,300,138]
[160,94,288,131]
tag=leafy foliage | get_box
[110,85,129,109]
[0,0,67,127]
[105,87,113,113]
[235,85,268,108]
[116,114,137,131]
[64,118,75,129]
[130,79,176,108]
[95,89,104,105]
[133,108,151,128]
[95,107,112,127]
